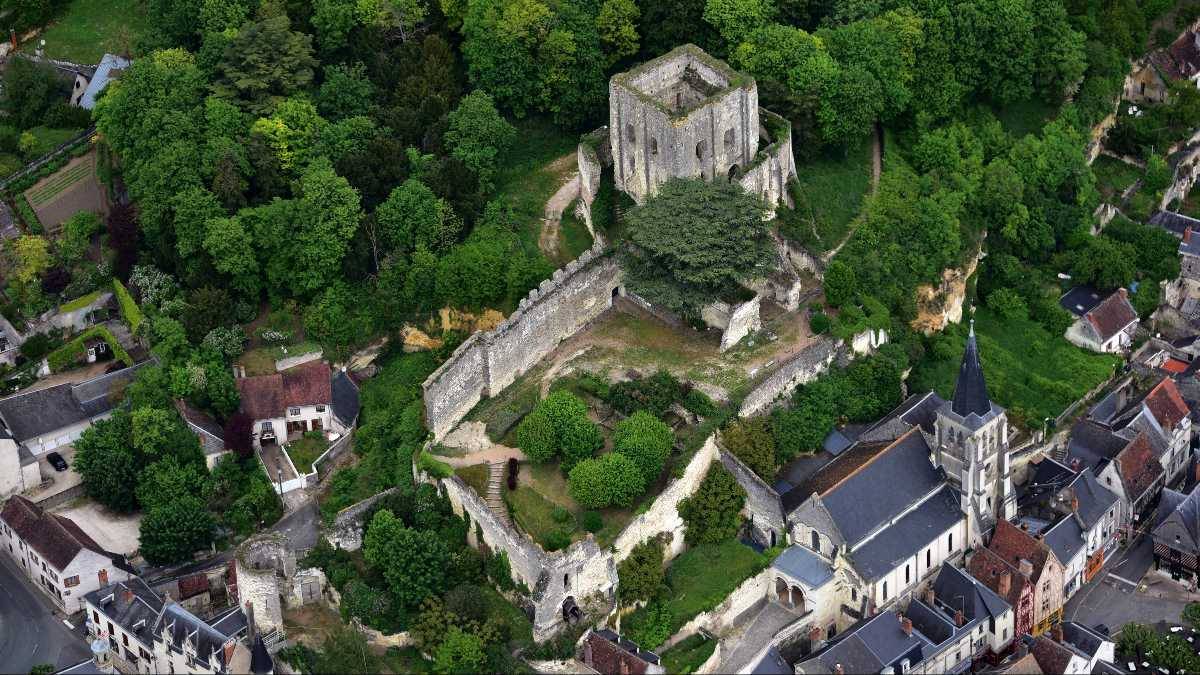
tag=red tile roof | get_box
[1117,433,1164,501]
[987,520,1054,583]
[235,361,332,420]
[1030,636,1074,675]
[178,572,211,600]
[1163,358,1190,374]
[1144,377,1191,431]
[968,547,1030,609]
[0,496,111,570]
[1085,290,1138,342]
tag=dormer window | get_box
[289,407,300,416]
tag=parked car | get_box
[47,452,68,472]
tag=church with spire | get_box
[933,321,1016,547]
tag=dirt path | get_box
[538,172,580,262]
[440,421,527,466]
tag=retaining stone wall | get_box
[718,447,784,547]
[739,338,844,417]
[327,487,398,551]
[422,242,623,440]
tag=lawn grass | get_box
[624,540,769,649]
[285,432,329,474]
[505,485,576,549]
[238,341,322,376]
[994,98,1060,139]
[455,463,491,497]
[908,308,1122,428]
[781,133,873,252]
[1093,156,1144,202]
[1127,189,1158,222]
[22,0,147,64]
[660,633,718,674]
[24,127,85,160]
[558,198,594,263]
[492,118,578,257]
[57,289,102,313]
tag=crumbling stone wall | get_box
[423,242,623,440]
[720,297,761,351]
[578,128,609,229]
[739,338,844,417]
[737,110,797,218]
[718,447,784,547]
[440,473,618,642]
[234,533,295,634]
[612,436,720,563]
[327,487,399,551]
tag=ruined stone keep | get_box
[609,44,797,208]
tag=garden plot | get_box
[23,152,105,235]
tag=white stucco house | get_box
[234,360,357,450]
[1060,287,1139,354]
[1,495,134,613]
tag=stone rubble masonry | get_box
[422,240,623,440]
[233,532,295,634]
[718,445,785,546]
[720,296,762,352]
[739,337,844,418]
[327,487,399,551]
[577,128,609,229]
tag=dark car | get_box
[47,452,68,472]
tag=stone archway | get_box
[790,585,805,613]
[775,577,792,607]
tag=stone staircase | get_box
[487,461,511,526]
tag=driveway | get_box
[0,553,89,673]
[52,500,142,556]
[23,445,82,504]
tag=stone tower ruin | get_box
[608,44,797,209]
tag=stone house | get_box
[0,362,149,455]
[1018,458,1121,599]
[175,400,229,469]
[1060,287,1139,354]
[768,544,847,641]
[981,520,1065,637]
[607,44,796,210]
[83,577,256,675]
[1152,482,1200,583]
[0,495,134,613]
[235,361,356,450]
[1068,423,1166,532]
[1126,26,1200,104]
[794,564,1012,675]
[581,629,664,675]
[0,425,42,500]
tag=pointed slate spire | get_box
[951,320,991,417]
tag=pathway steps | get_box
[487,460,511,526]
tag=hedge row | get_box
[2,133,92,195]
[46,325,131,372]
[112,278,144,334]
[15,196,43,234]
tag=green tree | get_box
[286,161,362,297]
[434,626,487,675]
[139,495,216,565]
[318,63,377,121]
[363,509,451,607]
[1144,154,1172,193]
[73,412,140,512]
[212,14,318,114]
[721,417,776,478]
[376,179,459,254]
[817,9,922,123]
[203,215,261,298]
[986,288,1028,321]
[136,457,210,511]
[313,627,380,674]
[444,91,516,192]
[568,453,645,508]
[704,0,775,45]
[559,415,604,473]
[56,212,104,266]
[623,178,771,318]
[1070,236,1136,291]
[516,409,558,463]
[678,462,745,545]
[597,0,640,66]
[0,57,63,130]
[12,235,52,286]
[617,538,664,604]
[612,411,674,484]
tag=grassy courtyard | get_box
[22,0,146,64]
[908,308,1122,428]
[286,432,329,474]
[623,540,771,649]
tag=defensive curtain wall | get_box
[422,240,623,440]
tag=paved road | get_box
[1066,534,1185,631]
[0,554,89,673]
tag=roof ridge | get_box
[820,427,920,498]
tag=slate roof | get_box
[850,485,963,581]
[1063,469,1120,530]
[1083,290,1138,342]
[174,400,224,447]
[772,545,833,588]
[0,362,148,441]
[1061,622,1109,660]
[79,54,129,109]
[1018,457,1076,510]
[801,612,927,674]
[84,578,166,645]
[1042,515,1085,564]
[749,646,792,675]
[931,560,1011,623]
[331,369,360,427]
[952,323,992,417]
[1060,286,1106,317]
[1154,484,1200,553]
[158,604,240,670]
[1,496,129,572]
[56,660,106,674]
[1156,487,1190,528]
[807,429,946,545]
[1067,420,1130,472]
[236,360,333,420]
[1151,210,1200,237]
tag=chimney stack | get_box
[122,588,133,604]
[924,587,935,606]
[1118,287,1128,298]
[954,609,965,627]
[998,571,1012,597]
[223,641,235,668]
[1071,496,1079,512]
[1051,624,1064,643]
[808,625,823,643]
[900,616,913,636]
[1187,226,1193,243]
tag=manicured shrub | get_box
[559,415,604,473]
[568,454,645,509]
[551,506,571,523]
[543,530,571,551]
[609,370,684,417]
[506,457,519,490]
[613,411,674,484]
[515,409,557,463]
